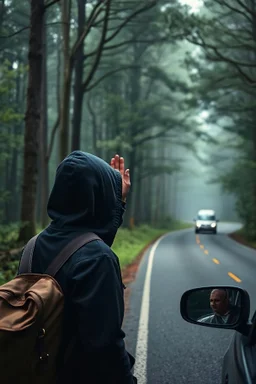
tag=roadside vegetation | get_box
[113,221,192,268]
[229,228,256,251]
[0,220,192,285]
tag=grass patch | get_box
[0,221,192,284]
[112,221,192,269]
[229,227,256,249]
[0,260,19,285]
[0,223,21,251]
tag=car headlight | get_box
[211,223,216,228]
[196,221,201,227]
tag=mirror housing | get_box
[180,286,250,333]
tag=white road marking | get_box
[133,234,167,383]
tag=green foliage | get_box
[0,61,24,167]
[0,190,11,221]
[0,61,24,126]
[169,1,256,236]
[0,0,203,240]
[0,223,191,284]
[219,160,256,239]
[0,59,25,223]
[0,223,22,284]
[0,260,20,285]
[112,222,192,268]
[0,223,22,251]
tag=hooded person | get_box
[20,151,137,384]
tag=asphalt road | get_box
[123,223,256,384]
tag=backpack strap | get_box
[18,234,40,274]
[46,233,101,277]
[18,232,102,277]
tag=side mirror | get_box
[216,219,220,222]
[180,286,250,332]
[193,217,196,221]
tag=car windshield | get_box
[197,214,215,220]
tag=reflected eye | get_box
[210,299,220,304]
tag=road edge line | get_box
[133,233,168,383]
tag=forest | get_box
[1,0,256,256]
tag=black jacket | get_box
[23,151,136,383]
[198,305,240,325]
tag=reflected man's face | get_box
[210,289,229,315]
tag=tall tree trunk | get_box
[16,68,27,222]
[153,175,161,226]
[144,176,152,223]
[59,0,72,161]
[87,94,99,156]
[9,66,22,222]
[18,0,44,242]
[123,44,141,227]
[46,33,61,167]
[71,0,86,151]
[160,174,166,223]
[0,0,5,33]
[160,145,167,221]
[4,155,9,224]
[134,162,142,224]
[36,150,41,223]
[123,153,136,227]
[40,18,49,228]
[9,144,18,222]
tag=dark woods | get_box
[0,0,192,245]
[1,0,255,246]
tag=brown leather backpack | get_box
[0,232,100,384]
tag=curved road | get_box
[124,223,256,384]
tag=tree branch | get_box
[0,21,70,38]
[0,26,29,38]
[104,1,157,45]
[82,0,111,92]
[46,115,60,162]
[235,0,256,18]
[134,129,170,147]
[213,0,252,23]
[85,36,169,58]
[44,0,60,10]
[85,65,141,92]
[187,32,256,85]
[206,50,256,85]
[189,30,256,68]
[71,1,104,59]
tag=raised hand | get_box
[110,154,131,202]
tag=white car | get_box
[194,209,219,234]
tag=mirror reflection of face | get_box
[210,289,229,316]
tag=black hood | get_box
[47,151,123,246]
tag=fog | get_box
[168,147,238,222]
[161,37,238,223]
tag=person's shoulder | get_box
[198,314,214,323]
[71,237,117,265]
[230,305,240,312]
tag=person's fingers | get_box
[110,158,115,168]
[124,169,131,184]
[114,154,120,170]
[119,157,125,175]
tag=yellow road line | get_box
[228,272,242,283]
[200,244,204,249]
[212,258,220,264]
[204,250,209,255]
